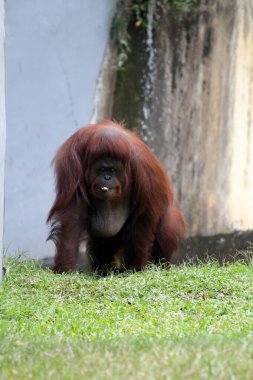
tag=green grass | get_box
[0,255,253,379]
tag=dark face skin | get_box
[90,157,125,201]
[89,157,130,238]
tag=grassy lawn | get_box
[0,255,253,379]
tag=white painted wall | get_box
[4,0,117,259]
[0,0,6,281]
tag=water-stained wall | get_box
[148,0,253,236]
[95,0,253,237]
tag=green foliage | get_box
[165,0,198,12]
[0,257,253,379]
[113,13,131,70]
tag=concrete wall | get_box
[4,0,117,258]
[111,0,253,237]
[0,0,6,281]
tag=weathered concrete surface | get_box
[151,0,253,237]
[173,230,253,264]
[97,0,253,237]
